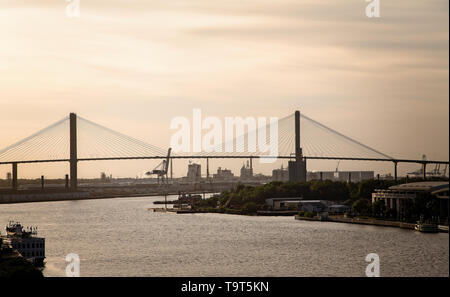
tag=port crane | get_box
[145,148,172,184]
[407,154,448,178]
[334,160,340,179]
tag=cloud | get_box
[0,0,448,178]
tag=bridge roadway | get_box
[1,155,449,165]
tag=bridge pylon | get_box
[70,113,78,190]
[288,110,307,182]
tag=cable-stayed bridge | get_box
[0,111,448,190]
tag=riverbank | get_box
[149,207,449,233]
[0,191,215,204]
[295,215,449,233]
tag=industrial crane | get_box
[145,148,171,184]
[334,160,340,179]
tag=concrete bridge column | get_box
[12,162,17,191]
[65,174,69,189]
[289,110,306,182]
[70,113,78,190]
[170,158,173,180]
[394,161,398,182]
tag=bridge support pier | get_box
[70,113,78,190]
[423,163,427,180]
[170,158,173,180]
[206,158,210,179]
[65,174,69,189]
[12,162,17,191]
[394,161,398,182]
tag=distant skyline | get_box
[0,0,448,178]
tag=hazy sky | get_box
[0,0,448,178]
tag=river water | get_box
[0,196,448,277]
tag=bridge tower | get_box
[70,113,78,190]
[12,162,18,191]
[288,110,307,182]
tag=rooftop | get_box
[389,181,449,192]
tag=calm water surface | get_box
[0,196,448,277]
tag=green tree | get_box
[352,199,370,216]
[241,202,258,214]
[311,180,350,201]
[372,200,386,217]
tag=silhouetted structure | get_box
[288,110,307,182]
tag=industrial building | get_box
[372,181,449,219]
[307,171,374,182]
[265,197,327,212]
[272,165,289,182]
[186,163,201,182]
[240,161,253,180]
[213,167,234,181]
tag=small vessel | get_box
[414,221,439,233]
[1,221,46,266]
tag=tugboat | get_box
[1,221,45,266]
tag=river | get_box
[0,196,448,277]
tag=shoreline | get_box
[147,208,449,233]
[295,215,449,233]
[0,191,216,205]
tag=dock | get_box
[147,208,197,214]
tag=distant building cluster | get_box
[100,172,112,182]
[179,162,375,184]
[270,164,374,183]
[272,165,289,182]
[307,171,374,182]
[240,161,253,180]
[265,197,350,213]
[186,163,201,182]
[213,167,234,181]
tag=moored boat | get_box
[414,221,439,233]
[1,221,46,266]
